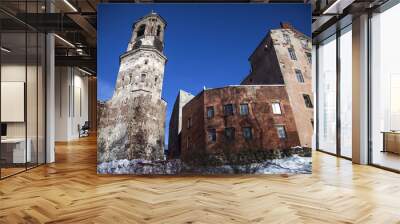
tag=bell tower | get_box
[114,11,167,101]
[98,12,168,163]
[128,11,166,52]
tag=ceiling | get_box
[0,0,392,75]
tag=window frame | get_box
[239,103,249,116]
[271,102,282,115]
[295,69,305,83]
[224,127,235,141]
[276,125,287,139]
[223,104,234,116]
[208,128,217,143]
[288,47,297,60]
[303,94,313,108]
[206,106,214,118]
[242,127,253,140]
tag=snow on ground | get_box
[97,154,312,175]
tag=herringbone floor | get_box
[1,135,400,224]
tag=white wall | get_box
[55,67,89,141]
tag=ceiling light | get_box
[78,67,92,76]
[1,47,11,53]
[54,34,75,48]
[63,0,78,12]
[322,0,355,15]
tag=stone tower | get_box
[98,12,167,163]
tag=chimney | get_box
[280,22,294,30]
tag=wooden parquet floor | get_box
[1,135,400,224]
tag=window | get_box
[283,33,290,44]
[208,128,216,142]
[239,104,249,115]
[207,106,214,118]
[141,73,146,82]
[224,127,235,140]
[301,39,309,49]
[223,104,234,116]
[295,69,305,83]
[288,48,297,60]
[144,59,148,65]
[340,27,353,158]
[272,102,282,114]
[306,52,312,64]
[311,119,314,128]
[276,126,287,139]
[370,7,400,170]
[137,24,146,37]
[187,137,190,150]
[156,25,161,37]
[303,94,313,108]
[318,34,337,154]
[243,127,252,140]
[187,117,192,129]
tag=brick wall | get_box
[180,86,300,159]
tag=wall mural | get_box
[97,4,313,174]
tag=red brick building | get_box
[241,22,313,147]
[179,85,300,158]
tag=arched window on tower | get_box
[156,25,161,37]
[137,24,146,38]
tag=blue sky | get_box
[97,4,311,144]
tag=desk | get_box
[382,131,400,154]
[1,138,31,163]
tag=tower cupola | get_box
[127,11,167,53]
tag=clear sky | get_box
[97,4,311,145]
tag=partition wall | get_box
[0,1,47,179]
